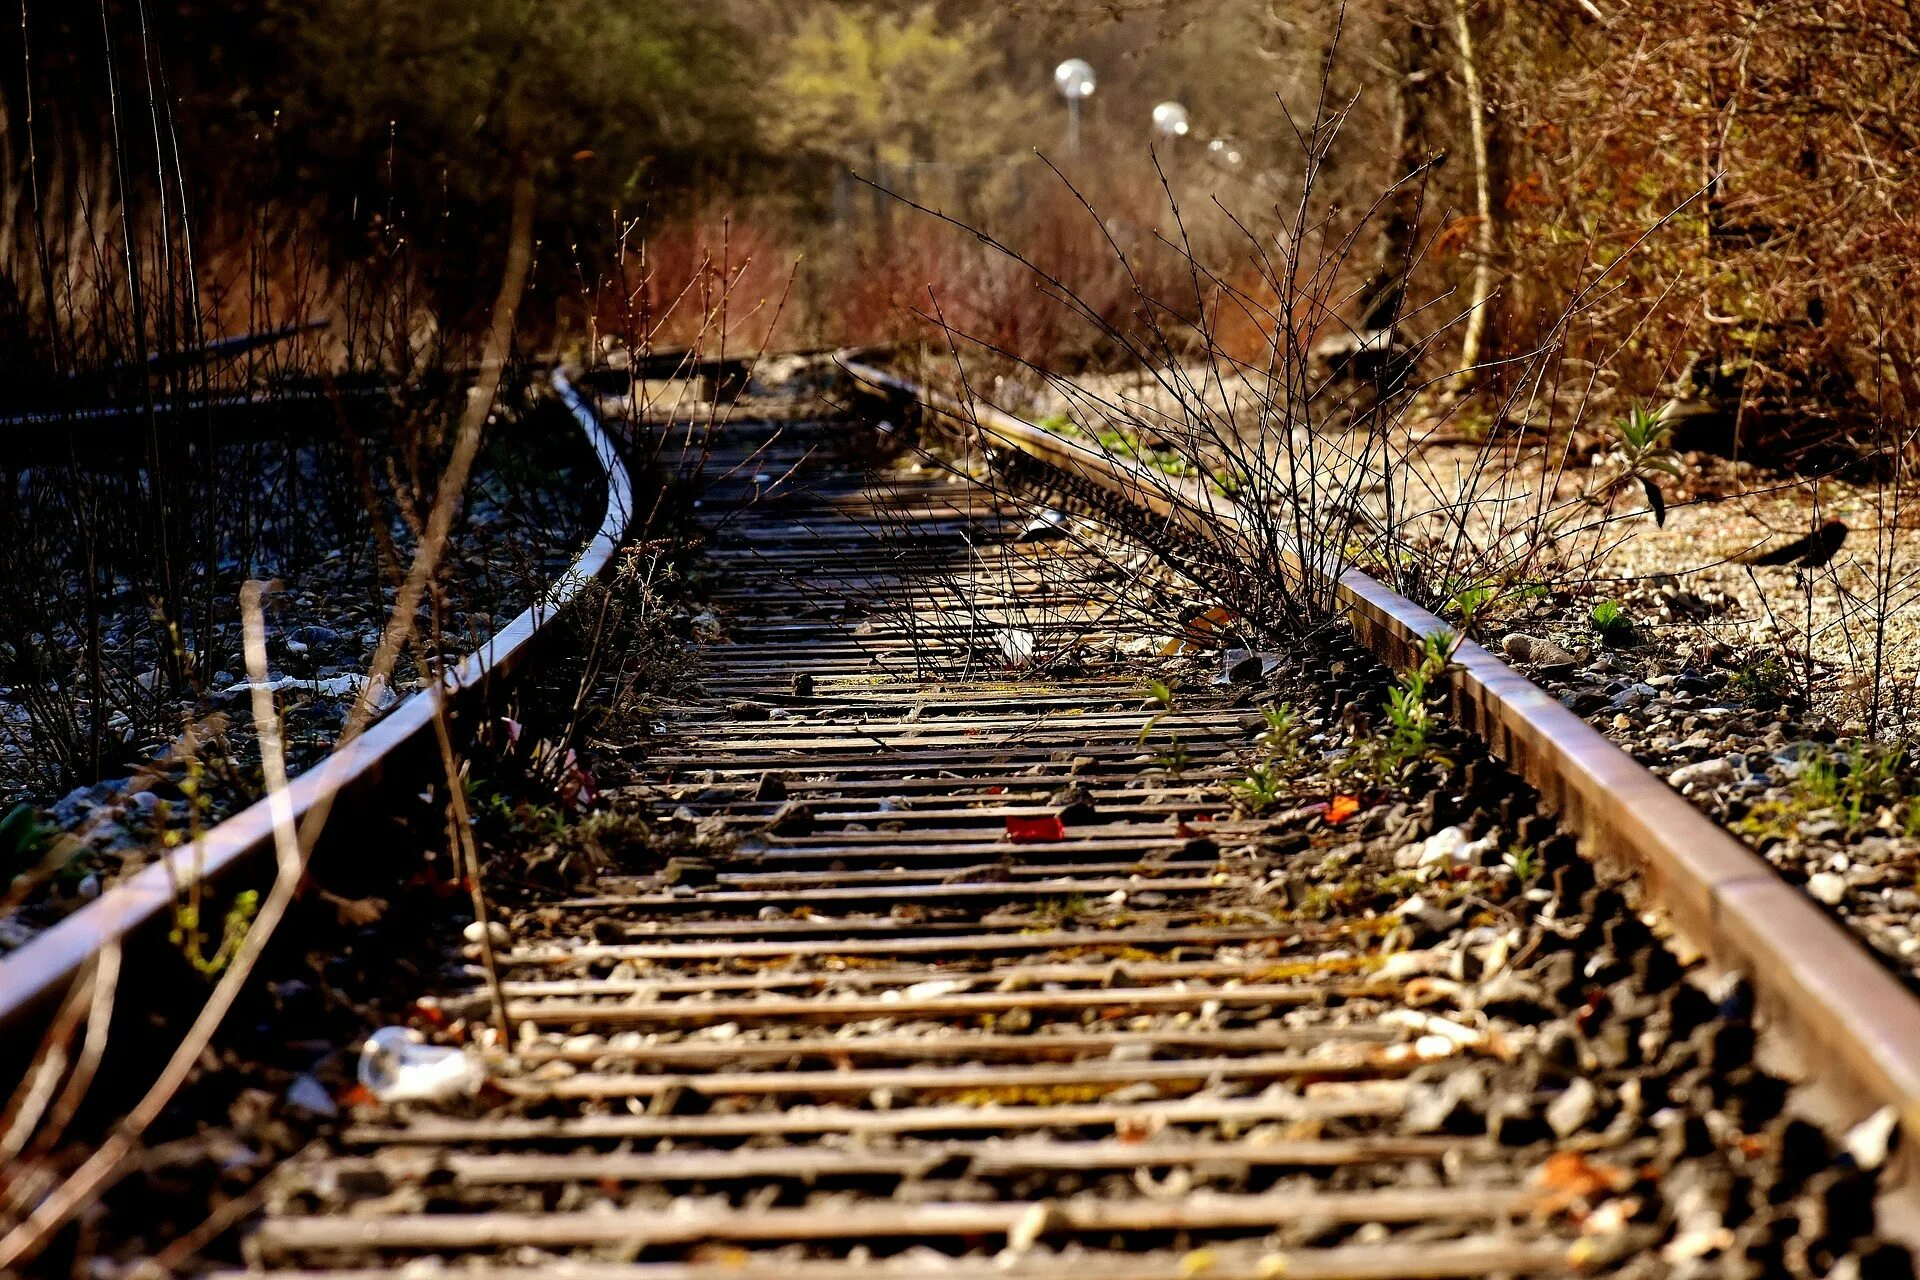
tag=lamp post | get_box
[1053,58,1096,155]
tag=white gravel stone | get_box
[1806,871,1848,906]
[1668,758,1736,790]
[1546,1077,1599,1138]
[1845,1105,1899,1171]
[462,920,511,947]
[1396,825,1467,870]
[284,1073,339,1118]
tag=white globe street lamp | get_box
[1053,58,1096,155]
[1151,101,1190,139]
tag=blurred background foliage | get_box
[769,5,1043,169]
[4,0,1920,437]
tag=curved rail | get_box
[0,370,631,1035]
[844,358,1920,1174]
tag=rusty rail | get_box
[0,370,632,1037]
[843,358,1920,1163]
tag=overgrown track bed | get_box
[0,371,632,1038]
[224,404,1911,1277]
[845,362,1920,1187]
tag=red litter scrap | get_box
[1006,814,1067,843]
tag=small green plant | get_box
[1230,761,1287,814]
[1051,416,1198,479]
[1446,583,1498,631]
[1294,885,1334,921]
[1589,600,1635,646]
[1342,629,1458,782]
[1503,844,1540,882]
[467,772,572,841]
[1729,654,1790,704]
[1138,678,1176,733]
[1739,738,1920,840]
[1030,893,1091,924]
[1608,403,1681,526]
[1252,702,1303,769]
[1209,466,1247,498]
[1155,734,1192,777]
[1800,739,1909,831]
[170,888,260,976]
[1137,678,1191,776]
[0,803,56,882]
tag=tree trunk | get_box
[1450,0,1495,380]
[1364,0,1442,336]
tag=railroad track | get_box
[5,363,1920,1274]
[206,382,1908,1276]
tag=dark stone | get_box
[1693,1020,1757,1072]
[1757,1118,1833,1203]
[1605,914,1654,956]
[1852,1244,1918,1280]
[1478,973,1554,1024]
[767,801,815,836]
[1658,1113,1716,1165]
[1536,950,1582,1010]
[662,857,717,888]
[330,1163,393,1197]
[1800,1166,1877,1243]
[1666,984,1718,1039]
[1534,1023,1583,1077]
[285,624,343,652]
[1588,1023,1635,1071]
[1515,814,1555,848]
[1223,650,1268,684]
[1628,948,1689,997]
[753,772,789,803]
[1716,975,1757,1021]
[1486,1096,1546,1146]
[1561,688,1611,716]
[1721,1067,1790,1131]
[1048,782,1097,824]
[1551,859,1596,908]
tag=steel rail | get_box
[0,370,632,1036]
[843,357,1920,1167]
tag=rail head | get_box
[0,370,632,1036]
[842,357,1920,1158]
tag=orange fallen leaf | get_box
[1161,606,1241,654]
[1534,1151,1633,1211]
[1327,794,1362,824]
[1185,605,1238,637]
